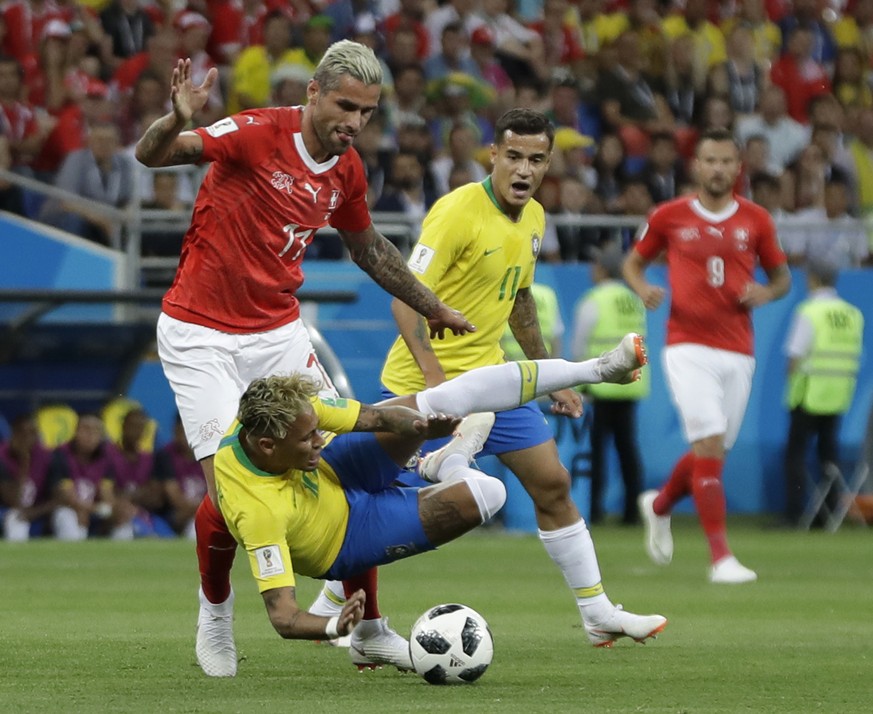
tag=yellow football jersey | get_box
[382,178,546,394]
[214,395,361,592]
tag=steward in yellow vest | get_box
[572,242,648,524]
[783,258,864,527]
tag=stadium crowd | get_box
[1,0,872,267]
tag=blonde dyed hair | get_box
[238,374,322,440]
[313,40,383,92]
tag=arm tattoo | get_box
[413,317,435,353]
[347,231,440,317]
[508,289,550,359]
[136,114,198,167]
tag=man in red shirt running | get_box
[623,128,790,584]
[136,40,473,677]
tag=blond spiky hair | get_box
[313,39,383,92]
[238,374,322,440]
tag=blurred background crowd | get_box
[2,0,873,268]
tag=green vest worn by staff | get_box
[583,282,650,400]
[787,297,864,415]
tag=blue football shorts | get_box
[320,432,434,580]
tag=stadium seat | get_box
[35,403,78,447]
[102,397,157,452]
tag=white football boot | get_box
[195,588,237,677]
[419,412,495,483]
[596,332,648,384]
[349,617,414,671]
[638,489,674,565]
[709,555,758,584]
[584,605,668,648]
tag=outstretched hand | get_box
[549,388,583,418]
[418,413,462,439]
[428,304,476,339]
[170,58,218,123]
[337,589,365,636]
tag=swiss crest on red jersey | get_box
[271,171,295,194]
[679,227,700,241]
[734,227,749,251]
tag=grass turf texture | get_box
[1,518,871,713]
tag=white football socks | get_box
[538,520,614,624]
[416,359,600,416]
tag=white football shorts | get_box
[156,313,338,460]
[662,343,755,449]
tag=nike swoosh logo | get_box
[484,247,502,256]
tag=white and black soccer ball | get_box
[408,603,493,685]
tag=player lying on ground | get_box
[213,333,667,671]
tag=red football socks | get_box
[691,456,731,563]
[195,496,237,604]
[343,567,381,621]
[654,451,695,515]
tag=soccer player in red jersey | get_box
[623,128,791,584]
[135,40,474,677]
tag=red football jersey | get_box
[162,106,371,333]
[634,195,786,355]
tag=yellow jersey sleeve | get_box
[312,396,361,435]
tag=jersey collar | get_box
[293,132,341,175]
[690,197,739,223]
[482,176,522,221]
[222,424,280,478]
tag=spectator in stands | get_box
[425,0,478,59]
[720,0,781,67]
[228,9,296,113]
[141,170,188,257]
[385,25,422,76]
[639,131,687,204]
[750,170,788,219]
[430,122,487,197]
[383,0,430,62]
[0,413,55,541]
[107,407,166,539]
[661,0,727,72]
[269,62,309,108]
[789,175,870,268]
[285,15,334,73]
[423,21,478,81]
[596,30,675,158]
[155,416,206,540]
[737,134,773,198]
[710,24,766,119]
[848,106,873,219]
[549,126,597,187]
[351,112,388,209]
[373,151,435,235]
[545,69,591,137]
[112,29,178,105]
[49,412,119,541]
[610,177,654,249]
[0,54,55,171]
[471,0,548,85]
[661,33,706,129]
[832,47,873,114]
[30,18,71,111]
[383,63,428,135]
[593,132,629,212]
[777,0,837,68]
[39,120,135,246]
[427,71,495,151]
[782,142,828,213]
[610,0,670,84]
[447,161,475,191]
[770,25,831,125]
[831,0,873,59]
[468,25,513,116]
[99,0,155,71]
[554,174,606,262]
[783,258,864,528]
[1,0,68,67]
[573,0,621,61]
[527,0,586,81]
[736,85,809,174]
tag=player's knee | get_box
[461,473,506,523]
[519,465,572,509]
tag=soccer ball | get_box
[408,603,493,685]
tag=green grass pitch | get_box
[1,518,871,713]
